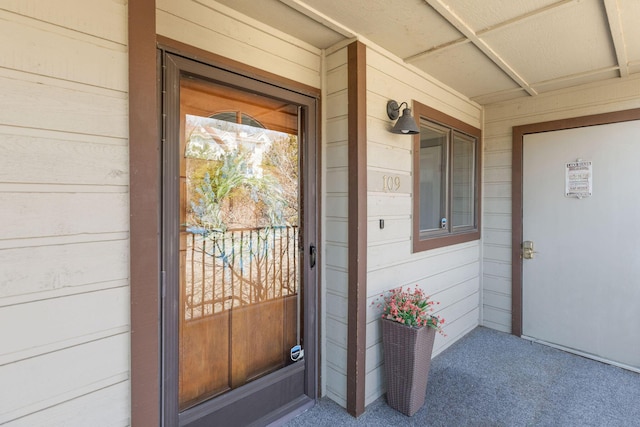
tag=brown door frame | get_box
[511,108,640,336]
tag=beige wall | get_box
[0,0,130,425]
[323,43,351,406]
[362,45,482,405]
[157,0,322,88]
[482,74,640,333]
[323,40,484,407]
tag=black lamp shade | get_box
[391,108,420,134]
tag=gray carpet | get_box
[284,327,640,426]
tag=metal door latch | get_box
[522,241,536,259]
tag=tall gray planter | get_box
[382,318,436,416]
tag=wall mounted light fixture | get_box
[386,100,420,134]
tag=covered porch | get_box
[1,1,640,425]
[284,327,640,426]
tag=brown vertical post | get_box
[128,0,160,425]
[511,126,524,337]
[346,40,367,418]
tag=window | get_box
[412,101,481,252]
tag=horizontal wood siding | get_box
[482,74,640,333]
[0,1,130,425]
[364,47,482,405]
[324,46,350,408]
[156,0,322,88]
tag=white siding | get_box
[156,0,322,89]
[364,46,482,405]
[482,74,640,333]
[323,45,350,407]
[322,41,483,409]
[0,0,130,425]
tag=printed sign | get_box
[565,160,592,198]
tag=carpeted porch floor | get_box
[283,327,640,426]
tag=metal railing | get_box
[183,225,300,320]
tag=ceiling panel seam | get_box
[404,37,470,63]
[278,0,356,38]
[425,0,537,97]
[407,0,576,62]
[471,88,528,105]
[475,0,575,36]
[531,66,620,90]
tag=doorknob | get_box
[522,241,536,259]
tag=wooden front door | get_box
[162,53,318,426]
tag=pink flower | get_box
[373,285,445,335]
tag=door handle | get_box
[310,245,316,268]
[522,241,537,259]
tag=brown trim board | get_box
[346,40,367,418]
[511,107,640,337]
[128,0,160,425]
[156,35,321,99]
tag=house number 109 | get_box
[382,175,401,192]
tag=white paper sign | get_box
[565,160,592,198]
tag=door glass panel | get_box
[419,123,448,232]
[178,76,301,410]
[452,131,475,228]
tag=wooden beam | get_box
[604,0,629,78]
[346,40,367,418]
[128,0,161,425]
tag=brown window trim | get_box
[412,101,482,253]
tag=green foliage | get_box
[189,148,289,231]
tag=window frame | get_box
[412,101,481,253]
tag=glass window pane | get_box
[419,123,448,232]
[452,132,475,228]
[412,100,481,253]
[179,77,301,410]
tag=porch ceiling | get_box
[213,0,640,105]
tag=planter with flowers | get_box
[374,286,445,416]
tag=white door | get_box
[522,120,640,371]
